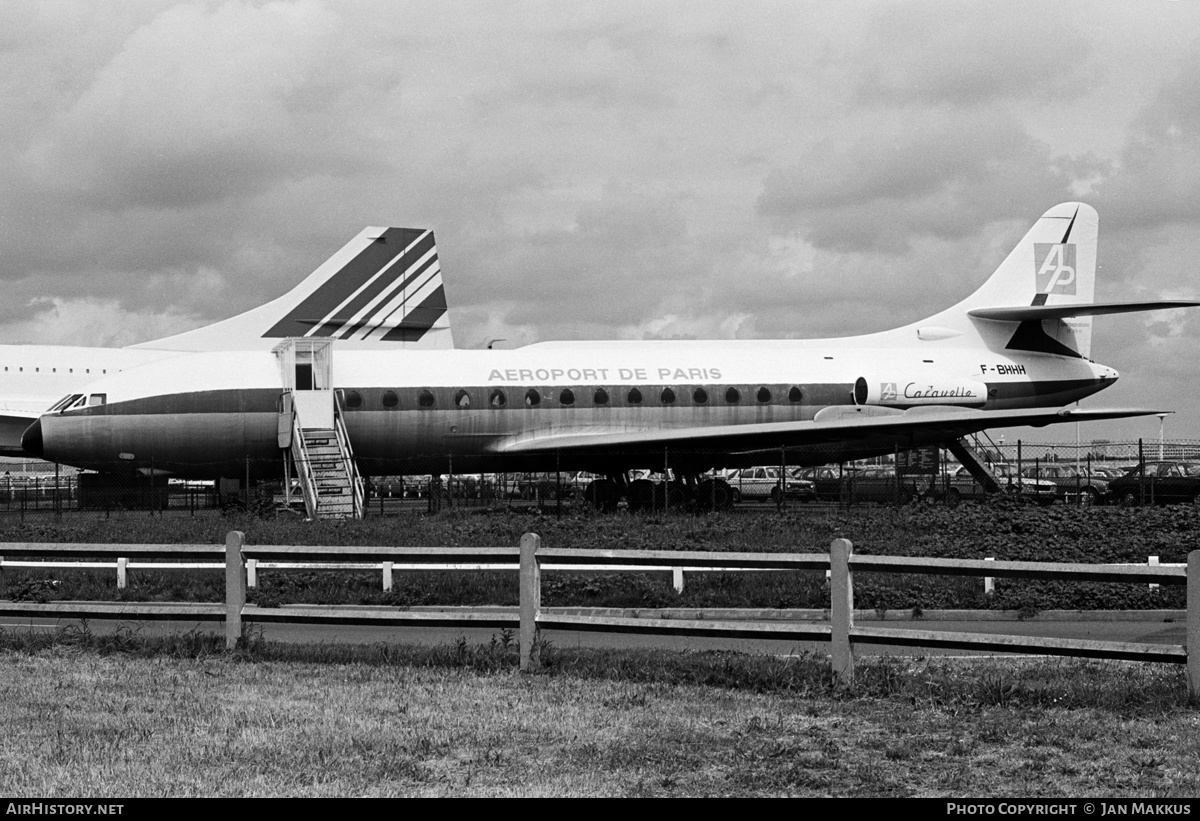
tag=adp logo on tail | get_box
[1035,243,1076,295]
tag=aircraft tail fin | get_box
[913,202,1099,358]
[131,227,455,352]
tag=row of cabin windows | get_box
[342,385,805,410]
[3,367,106,374]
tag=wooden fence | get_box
[0,532,1195,692]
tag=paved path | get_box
[1,611,1185,658]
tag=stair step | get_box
[290,420,360,519]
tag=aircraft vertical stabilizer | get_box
[131,227,454,352]
[903,202,1098,357]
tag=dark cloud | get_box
[757,113,1089,252]
[456,186,699,332]
[16,2,373,212]
[1093,39,1200,229]
[853,2,1093,106]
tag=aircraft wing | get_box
[490,405,1157,463]
[969,301,1200,322]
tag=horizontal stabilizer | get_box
[970,301,1200,322]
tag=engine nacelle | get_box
[853,376,987,408]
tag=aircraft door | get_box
[274,339,334,429]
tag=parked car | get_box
[793,465,925,504]
[510,472,576,501]
[938,464,1058,506]
[1107,461,1200,506]
[1019,464,1110,505]
[726,467,815,504]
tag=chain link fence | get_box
[2,437,1197,519]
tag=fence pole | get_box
[830,538,854,685]
[117,557,127,590]
[1139,439,1146,506]
[225,530,246,650]
[520,532,542,672]
[383,561,393,592]
[1189,550,1200,699]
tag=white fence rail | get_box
[0,533,1196,693]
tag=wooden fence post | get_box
[383,561,393,592]
[520,532,542,672]
[830,538,854,686]
[1188,550,1200,699]
[116,557,128,590]
[225,531,246,650]
[673,567,684,594]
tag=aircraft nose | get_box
[21,418,43,459]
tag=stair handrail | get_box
[948,437,1004,495]
[333,390,365,518]
[289,400,319,519]
[967,430,1005,466]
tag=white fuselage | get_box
[26,337,1116,478]
[0,344,187,415]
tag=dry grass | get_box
[0,630,1197,797]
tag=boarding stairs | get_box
[274,338,365,520]
[947,434,1003,494]
[287,396,364,519]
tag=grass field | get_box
[0,626,1197,797]
[2,504,1197,796]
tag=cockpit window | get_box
[49,394,84,412]
[88,393,106,406]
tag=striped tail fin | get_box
[132,227,454,352]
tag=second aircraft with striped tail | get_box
[0,227,454,455]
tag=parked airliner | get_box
[22,203,1198,508]
[0,227,453,454]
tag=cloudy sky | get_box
[2,1,1199,444]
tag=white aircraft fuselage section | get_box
[23,339,1116,478]
[0,345,187,415]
